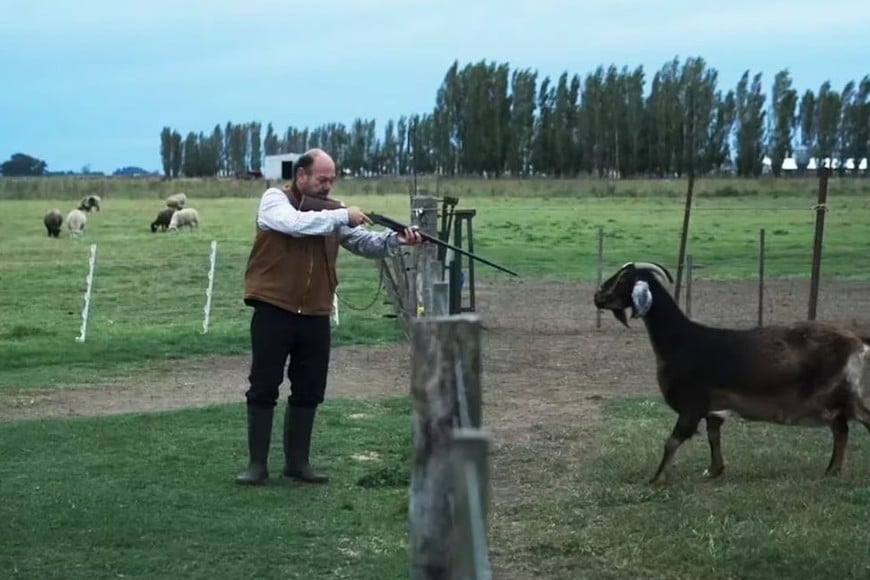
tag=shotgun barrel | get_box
[367,212,519,277]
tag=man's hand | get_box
[346,207,372,227]
[398,226,425,245]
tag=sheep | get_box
[150,208,176,232]
[593,261,870,485]
[167,207,199,232]
[43,209,63,238]
[66,208,87,237]
[78,194,101,212]
[165,193,187,209]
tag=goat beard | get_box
[611,308,631,328]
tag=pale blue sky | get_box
[1,0,867,173]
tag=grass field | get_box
[4,395,870,579]
[4,176,870,579]
[0,398,413,579]
[2,178,870,390]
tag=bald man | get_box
[237,148,423,486]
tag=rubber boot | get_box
[235,405,274,486]
[283,405,329,484]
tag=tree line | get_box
[160,56,870,179]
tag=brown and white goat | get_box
[593,261,870,484]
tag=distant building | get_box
[263,153,301,181]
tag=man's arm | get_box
[339,224,400,259]
[257,187,349,236]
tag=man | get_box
[237,148,423,486]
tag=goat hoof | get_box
[702,466,725,479]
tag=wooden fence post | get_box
[412,194,440,317]
[449,428,492,580]
[409,314,483,579]
[596,227,604,329]
[758,228,766,327]
[433,281,450,317]
[685,254,693,318]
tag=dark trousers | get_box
[245,301,331,409]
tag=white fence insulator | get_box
[75,244,97,343]
[202,240,218,334]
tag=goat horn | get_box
[632,262,674,284]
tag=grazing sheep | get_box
[151,208,176,232]
[67,208,87,237]
[168,207,199,232]
[78,194,101,212]
[166,193,187,209]
[43,209,64,238]
[593,261,870,484]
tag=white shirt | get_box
[256,187,400,258]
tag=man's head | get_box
[293,148,337,198]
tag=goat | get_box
[151,208,176,232]
[593,261,870,484]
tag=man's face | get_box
[297,156,337,197]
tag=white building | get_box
[263,153,301,181]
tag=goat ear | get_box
[631,280,653,318]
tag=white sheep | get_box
[67,209,87,237]
[168,207,199,232]
[166,193,187,209]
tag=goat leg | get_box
[825,415,849,476]
[703,415,726,479]
[650,414,701,485]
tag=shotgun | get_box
[289,189,519,277]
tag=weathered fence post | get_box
[808,166,830,320]
[596,227,604,329]
[449,428,492,580]
[433,281,450,317]
[409,314,483,580]
[412,194,440,317]
[685,254,693,318]
[758,228,766,327]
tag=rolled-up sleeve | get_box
[339,225,400,259]
[257,187,349,236]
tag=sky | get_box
[1,0,868,174]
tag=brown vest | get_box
[243,185,340,316]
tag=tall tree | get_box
[160,126,173,178]
[249,122,262,171]
[768,69,798,176]
[814,81,842,161]
[734,71,767,176]
[839,76,870,171]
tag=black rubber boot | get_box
[283,405,329,484]
[235,405,274,486]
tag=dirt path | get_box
[3,276,869,579]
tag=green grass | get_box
[0,397,414,580]
[3,181,870,390]
[500,397,870,579]
[6,393,870,579]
